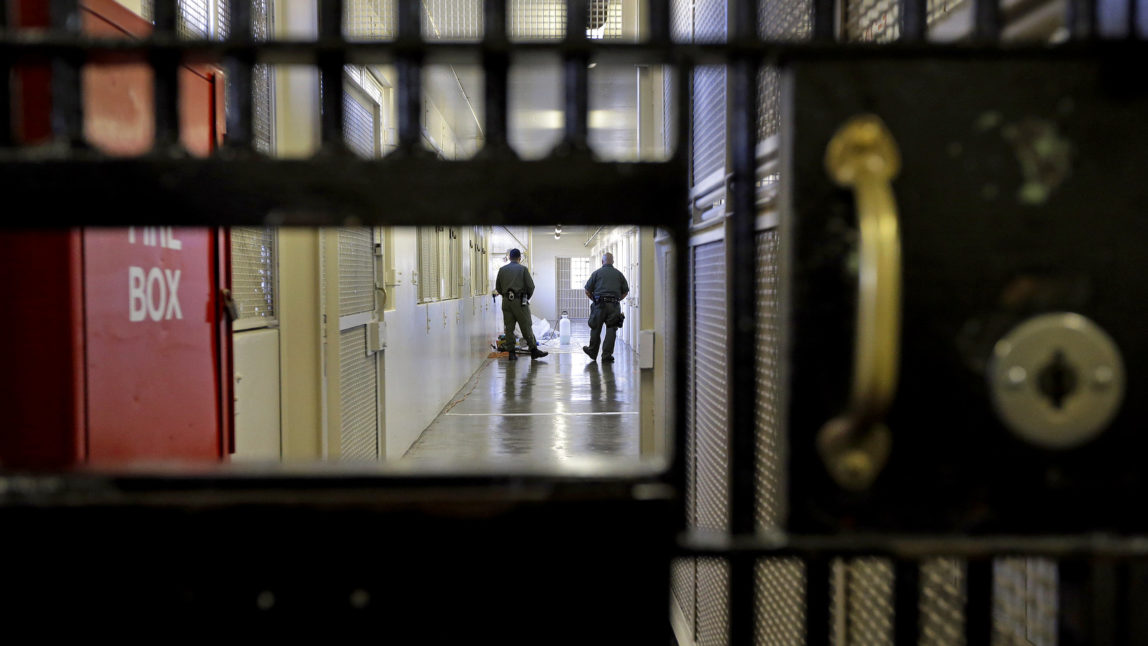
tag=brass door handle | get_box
[817,115,902,491]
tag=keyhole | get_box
[1037,350,1078,409]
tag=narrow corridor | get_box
[405,329,640,463]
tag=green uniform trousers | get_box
[502,299,538,351]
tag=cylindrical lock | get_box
[988,312,1125,449]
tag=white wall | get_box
[116,0,145,16]
[383,227,498,458]
[528,231,595,324]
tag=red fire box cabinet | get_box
[0,0,233,467]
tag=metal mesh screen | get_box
[845,0,974,41]
[694,240,728,644]
[344,89,378,158]
[922,558,967,646]
[346,0,396,40]
[753,229,783,531]
[142,0,211,38]
[419,227,441,302]
[216,1,276,154]
[692,67,726,188]
[698,557,731,646]
[845,558,896,645]
[755,559,805,646]
[757,0,810,141]
[994,558,1058,646]
[339,327,379,460]
[694,240,729,533]
[343,0,622,41]
[674,244,699,641]
[690,0,727,188]
[752,229,807,645]
[338,227,376,315]
[230,226,276,323]
[555,257,592,319]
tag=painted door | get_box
[79,0,228,461]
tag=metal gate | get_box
[4,0,1148,641]
[555,256,591,319]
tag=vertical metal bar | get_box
[1130,0,1140,39]
[670,62,691,531]
[1126,559,1148,646]
[319,0,346,153]
[729,555,754,645]
[1088,557,1123,645]
[893,559,920,645]
[973,0,1001,41]
[0,0,11,148]
[396,0,423,153]
[806,556,832,646]
[649,0,670,45]
[1067,0,1097,38]
[51,0,84,147]
[225,0,254,151]
[812,0,836,41]
[726,0,759,631]
[1059,558,1090,646]
[560,0,589,152]
[965,558,993,645]
[152,0,181,152]
[900,0,928,41]
[481,0,512,156]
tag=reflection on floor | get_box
[404,329,639,463]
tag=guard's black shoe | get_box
[582,346,597,360]
[530,349,549,359]
[507,348,517,361]
[602,356,615,363]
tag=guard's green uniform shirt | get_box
[584,264,629,300]
[495,261,538,350]
[583,263,630,359]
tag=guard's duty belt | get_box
[596,295,619,303]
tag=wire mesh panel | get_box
[674,244,699,642]
[230,226,276,323]
[338,227,376,315]
[694,240,728,644]
[752,229,807,645]
[419,227,441,302]
[252,1,275,154]
[507,0,624,40]
[216,1,276,154]
[757,0,810,141]
[922,558,967,646]
[339,327,379,460]
[699,557,731,646]
[142,0,212,37]
[694,240,729,533]
[691,0,727,189]
[693,67,727,188]
[423,0,483,41]
[344,89,378,158]
[555,257,592,319]
[844,558,895,646]
[755,558,805,646]
[346,0,396,40]
[845,0,973,41]
[994,558,1058,646]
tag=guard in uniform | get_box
[583,252,630,363]
[495,248,548,361]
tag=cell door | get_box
[322,227,384,460]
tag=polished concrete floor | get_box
[404,329,640,463]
